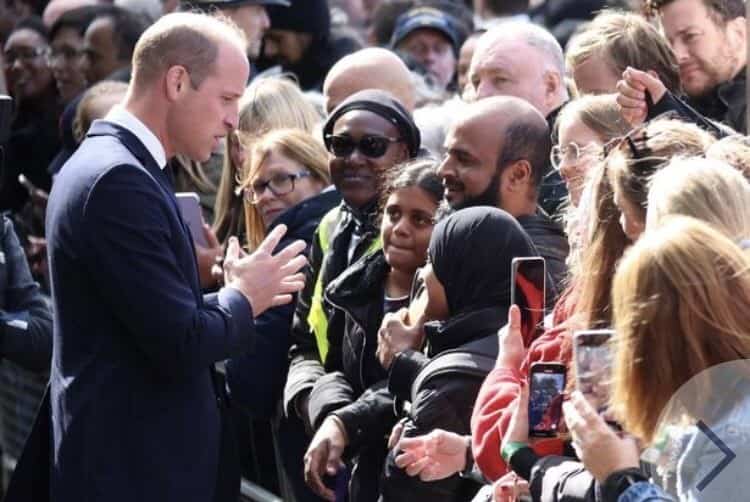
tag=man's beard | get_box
[453,170,502,211]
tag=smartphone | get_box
[528,362,566,437]
[573,330,615,414]
[510,257,546,344]
[175,192,207,246]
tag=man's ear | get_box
[505,159,532,191]
[543,70,562,109]
[164,65,190,102]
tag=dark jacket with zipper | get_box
[307,250,393,438]
[309,250,399,502]
[380,307,509,502]
[225,188,341,419]
[284,201,381,426]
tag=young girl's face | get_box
[381,185,438,275]
[555,116,603,207]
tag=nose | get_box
[672,40,689,63]
[475,79,494,100]
[437,156,454,180]
[393,216,411,238]
[225,105,239,130]
[255,185,276,205]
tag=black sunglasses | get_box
[325,134,403,159]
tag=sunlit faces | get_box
[48,26,88,102]
[381,185,438,274]
[247,149,326,228]
[468,37,550,114]
[659,0,745,98]
[438,113,504,209]
[166,41,249,162]
[554,116,603,206]
[3,28,53,100]
[328,110,408,210]
[397,28,456,90]
[571,52,620,96]
[223,3,269,60]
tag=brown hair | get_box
[131,12,246,90]
[240,128,330,251]
[606,118,716,225]
[566,10,681,94]
[611,216,750,442]
[572,161,630,328]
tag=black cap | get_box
[390,7,462,54]
[323,89,421,159]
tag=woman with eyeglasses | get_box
[285,89,420,496]
[1,16,61,214]
[303,160,442,501]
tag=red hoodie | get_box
[470,293,580,481]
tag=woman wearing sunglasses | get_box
[303,160,442,501]
[284,89,420,496]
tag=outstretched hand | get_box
[224,224,307,317]
[304,416,348,501]
[394,429,470,481]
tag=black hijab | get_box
[429,207,537,316]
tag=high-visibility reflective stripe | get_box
[307,207,381,361]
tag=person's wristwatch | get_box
[459,436,474,478]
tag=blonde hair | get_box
[607,118,716,224]
[566,10,680,94]
[706,134,750,180]
[212,77,323,244]
[647,157,750,241]
[240,128,330,251]
[73,80,129,142]
[611,216,750,443]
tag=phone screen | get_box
[574,330,614,414]
[529,363,566,437]
[511,257,546,344]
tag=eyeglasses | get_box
[46,47,84,64]
[550,143,602,170]
[3,47,48,67]
[325,134,403,159]
[244,171,311,204]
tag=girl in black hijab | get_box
[382,206,539,501]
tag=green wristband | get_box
[501,441,528,463]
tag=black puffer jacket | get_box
[307,250,392,436]
[381,307,509,502]
[517,209,569,298]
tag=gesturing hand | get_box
[394,429,469,481]
[376,308,425,370]
[224,224,307,317]
[304,416,348,501]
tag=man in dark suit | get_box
[44,12,307,502]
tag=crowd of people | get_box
[1,0,749,501]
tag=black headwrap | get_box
[322,89,421,158]
[429,207,538,316]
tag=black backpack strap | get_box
[410,350,496,404]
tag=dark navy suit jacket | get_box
[45,120,255,501]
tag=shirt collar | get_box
[105,105,167,169]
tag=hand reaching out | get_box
[224,224,307,317]
[304,416,348,501]
[616,67,667,127]
[394,429,470,481]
